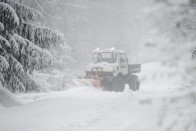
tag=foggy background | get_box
[1,0,196,131]
[20,0,154,67]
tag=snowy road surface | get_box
[0,62,183,131]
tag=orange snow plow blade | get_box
[72,77,101,88]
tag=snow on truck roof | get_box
[92,48,126,53]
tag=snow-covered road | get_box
[0,62,184,131]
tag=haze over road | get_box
[0,62,182,131]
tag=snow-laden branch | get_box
[0,0,43,23]
[0,22,4,31]
[17,22,65,49]
[0,2,19,31]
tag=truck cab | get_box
[86,48,128,78]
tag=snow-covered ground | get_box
[0,62,194,131]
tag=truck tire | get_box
[113,76,125,92]
[135,77,140,91]
[128,75,140,91]
[102,79,113,91]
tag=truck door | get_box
[119,53,128,75]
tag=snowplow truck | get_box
[84,48,141,92]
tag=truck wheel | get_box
[135,77,140,91]
[102,79,113,91]
[128,75,140,91]
[113,76,125,92]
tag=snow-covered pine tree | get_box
[0,21,9,87]
[0,0,69,92]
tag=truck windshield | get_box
[91,52,117,63]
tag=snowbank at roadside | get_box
[0,84,21,108]
[139,62,182,93]
[31,71,70,92]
